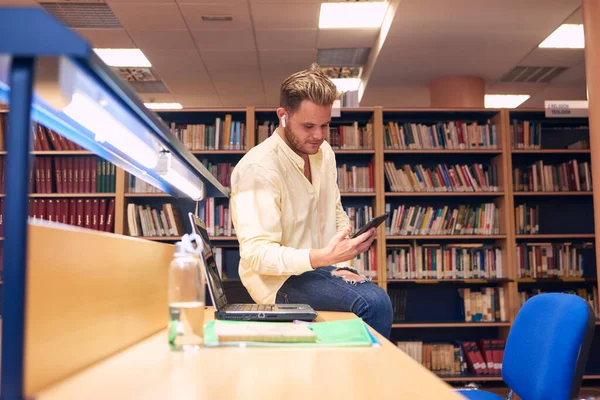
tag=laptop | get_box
[188,212,317,322]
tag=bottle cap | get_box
[174,241,186,255]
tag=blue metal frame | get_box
[2,56,35,400]
[0,7,231,398]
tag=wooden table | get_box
[35,308,466,400]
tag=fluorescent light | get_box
[331,78,361,92]
[319,1,388,29]
[163,168,203,200]
[144,102,183,110]
[539,24,584,49]
[157,152,204,200]
[93,48,152,67]
[63,92,159,168]
[484,94,530,109]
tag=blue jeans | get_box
[276,266,394,339]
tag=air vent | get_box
[39,2,121,28]
[128,81,170,94]
[317,48,371,67]
[500,66,569,83]
[201,15,233,22]
[116,67,159,82]
[321,66,362,79]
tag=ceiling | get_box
[0,0,588,108]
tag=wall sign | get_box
[544,100,589,118]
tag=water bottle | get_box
[168,239,205,351]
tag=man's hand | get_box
[309,226,377,268]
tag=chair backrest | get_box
[503,293,596,400]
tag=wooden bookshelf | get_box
[2,106,599,391]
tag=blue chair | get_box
[456,293,596,400]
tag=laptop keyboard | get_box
[228,304,275,312]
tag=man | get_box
[230,63,393,338]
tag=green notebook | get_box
[203,318,379,348]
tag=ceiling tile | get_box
[565,7,582,24]
[107,0,174,3]
[259,49,316,67]
[142,49,215,94]
[317,28,379,49]
[174,94,223,107]
[178,3,252,30]
[75,28,135,48]
[139,93,178,103]
[220,94,266,107]
[165,79,217,96]
[212,70,263,95]
[256,29,316,50]
[191,29,256,51]
[200,51,259,73]
[128,30,196,51]
[108,3,186,30]
[251,3,320,30]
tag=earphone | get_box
[281,115,286,128]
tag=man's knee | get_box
[355,284,393,321]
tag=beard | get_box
[283,125,321,156]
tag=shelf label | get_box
[544,100,588,118]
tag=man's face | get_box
[282,100,332,157]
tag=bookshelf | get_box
[1,106,599,390]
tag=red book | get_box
[99,199,107,231]
[45,157,52,194]
[39,199,46,220]
[79,157,85,193]
[76,199,83,226]
[69,199,76,225]
[84,199,91,228]
[60,199,68,225]
[73,157,79,193]
[105,198,115,233]
[91,198,99,230]
[85,157,91,193]
[47,199,55,223]
[46,128,62,150]
[54,157,63,193]
[32,199,39,219]
[38,126,50,151]
[66,157,73,193]
[0,198,4,237]
[33,125,41,151]
[35,157,42,193]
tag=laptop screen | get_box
[188,213,228,310]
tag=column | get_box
[429,76,485,108]
[583,0,600,312]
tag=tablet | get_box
[349,213,389,239]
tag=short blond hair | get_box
[280,63,339,114]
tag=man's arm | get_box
[230,163,315,275]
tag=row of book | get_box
[386,244,504,280]
[387,287,507,323]
[346,206,373,234]
[385,203,500,236]
[519,288,598,318]
[514,204,539,235]
[384,162,500,193]
[126,203,185,238]
[257,121,275,144]
[383,121,498,150]
[25,198,115,233]
[513,159,592,192]
[347,245,377,279]
[515,242,592,278]
[200,159,234,189]
[168,116,246,150]
[510,120,591,150]
[127,174,164,194]
[203,197,234,237]
[31,123,86,152]
[398,340,505,377]
[27,156,116,194]
[460,287,508,322]
[327,122,374,149]
[337,163,374,192]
